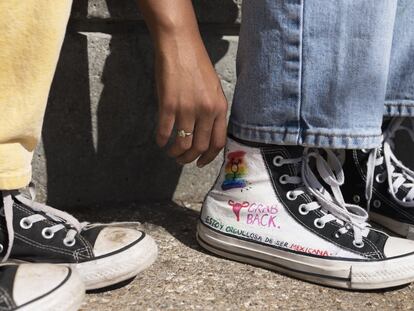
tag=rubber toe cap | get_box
[93,227,143,257]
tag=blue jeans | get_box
[229,0,414,149]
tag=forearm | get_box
[137,0,205,56]
[137,0,228,164]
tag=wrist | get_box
[154,32,207,63]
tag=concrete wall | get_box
[33,0,242,207]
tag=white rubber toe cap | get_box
[93,227,143,257]
[13,264,70,306]
[384,236,414,258]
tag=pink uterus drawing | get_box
[228,200,249,222]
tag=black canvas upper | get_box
[261,145,388,260]
[342,149,414,225]
[0,196,104,264]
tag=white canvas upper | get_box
[202,138,369,260]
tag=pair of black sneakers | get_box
[0,185,158,310]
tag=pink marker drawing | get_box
[228,200,249,222]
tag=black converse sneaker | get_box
[197,137,414,289]
[342,117,414,239]
[0,186,158,290]
[0,263,84,311]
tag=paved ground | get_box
[73,202,414,311]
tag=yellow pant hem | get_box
[0,172,32,190]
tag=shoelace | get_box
[366,117,414,210]
[1,183,140,262]
[274,148,370,246]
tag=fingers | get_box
[167,111,195,158]
[197,115,227,167]
[156,105,176,147]
[176,115,215,164]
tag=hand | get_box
[155,43,228,167]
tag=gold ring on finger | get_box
[177,130,193,138]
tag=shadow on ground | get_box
[73,201,201,251]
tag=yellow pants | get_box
[0,1,73,189]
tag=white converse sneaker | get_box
[0,186,158,290]
[0,263,84,311]
[197,137,414,290]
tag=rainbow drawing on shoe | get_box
[221,150,248,190]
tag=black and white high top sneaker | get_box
[0,186,158,290]
[342,118,414,239]
[197,137,414,290]
[0,263,84,311]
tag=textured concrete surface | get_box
[71,0,242,23]
[74,202,414,311]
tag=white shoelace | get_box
[1,183,140,262]
[365,117,414,210]
[275,149,370,246]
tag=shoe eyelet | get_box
[298,204,309,215]
[63,238,76,247]
[272,156,284,167]
[314,218,325,229]
[20,218,33,229]
[0,244,3,253]
[373,200,381,208]
[353,240,364,248]
[375,173,386,183]
[361,149,370,154]
[352,195,360,204]
[279,174,289,184]
[42,228,54,239]
[333,232,340,239]
[286,191,298,201]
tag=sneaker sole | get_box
[370,212,414,239]
[71,233,158,290]
[19,267,85,311]
[197,221,414,290]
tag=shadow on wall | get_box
[42,0,239,210]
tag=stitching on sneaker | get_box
[261,149,379,258]
[12,202,94,259]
